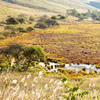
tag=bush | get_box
[29,16,35,21]
[51,16,57,20]
[17,18,26,24]
[6,17,19,24]
[0,34,5,39]
[82,67,86,71]
[5,25,15,31]
[23,45,46,62]
[17,27,26,32]
[45,19,59,27]
[60,15,66,19]
[28,21,33,24]
[95,17,100,21]
[34,22,48,29]
[26,27,35,31]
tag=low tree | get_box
[6,17,19,24]
[29,16,35,21]
[34,22,48,29]
[45,19,59,27]
[0,43,25,72]
[26,27,35,31]
[51,16,57,20]
[17,18,26,24]
[17,27,26,32]
[5,25,16,32]
[23,45,46,63]
[60,15,66,19]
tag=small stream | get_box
[39,62,100,73]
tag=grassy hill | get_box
[0,0,99,17]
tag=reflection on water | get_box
[39,62,100,73]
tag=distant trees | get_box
[67,9,100,21]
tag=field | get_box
[0,70,100,100]
[1,24,100,65]
[1,0,99,15]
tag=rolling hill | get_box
[0,0,99,18]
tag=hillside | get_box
[0,0,99,17]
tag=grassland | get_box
[0,24,100,65]
[1,0,99,17]
[0,70,100,100]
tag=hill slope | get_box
[1,0,99,16]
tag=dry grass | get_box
[1,24,100,64]
[0,71,100,100]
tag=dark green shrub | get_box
[29,16,35,21]
[51,16,57,20]
[17,18,26,24]
[45,19,59,27]
[26,27,35,31]
[82,67,86,71]
[23,45,46,62]
[17,27,26,32]
[95,17,100,21]
[34,22,48,29]
[58,14,61,16]
[94,70,97,73]
[5,25,15,30]
[6,17,19,24]
[60,15,66,19]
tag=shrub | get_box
[58,14,61,16]
[89,70,94,75]
[34,22,48,29]
[82,67,86,71]
[0,34,5,39]
[62,77,89,100]
[94,70,97,73]
[23,45,46,62]
[51,16,57,20]
[60,15,66,19]
[45,19,59,27]
[28,21,33,24]
[95,17,100,21]
[17,27,26,32]
[58,67,63,72]
[47,65,51,70]
[26,27,35,31]
[5,25,16,32]
[6,17,19,24]
[17,18,26,24]
[29,16,35,21]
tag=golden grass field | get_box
[1,24,100,65]
[0,69,100,100]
